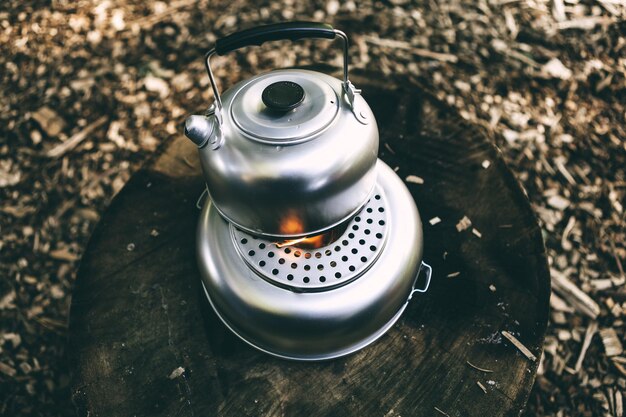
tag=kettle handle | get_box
[204,22,350,115]
[215,22,336,56]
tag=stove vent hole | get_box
[303,277,310,283]
[319,276,326,282]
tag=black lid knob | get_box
[261,81,305,112]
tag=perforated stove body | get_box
[196,160,428,361]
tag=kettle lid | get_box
[229,70,339,144]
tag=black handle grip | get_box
[215,22,335,56]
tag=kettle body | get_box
[184,22,379,238]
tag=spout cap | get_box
[184,115,214,147]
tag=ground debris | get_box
[476,381,487,394]
[456,216,472,232]
[168,366,185,379]
[405,175,424,185]
[466,361,494,373]
[551,269,601,319]
[502,331,537,362]
[429,216,441,225]
[601,328,624,357]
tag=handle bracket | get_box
[408,262,432,301]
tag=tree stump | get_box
[69,72,550,417]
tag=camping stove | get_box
[196,161,430,361]
[185,22,432,361]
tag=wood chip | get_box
[447,271,461,278]
[48,248,80,262]
[31,106,66,137]
[46,116,108,158]
[501,331,537,362]
[550,292,575,313]
[383,142,396,155]
[363,35,459,63]
[434,406,451,416]
[481,159,491,169]
[0,362,17,377]
[557,16,615,30]
[466,361,494,373]
[472,228,482,238]
[456,216,472,232]
[547,194,570,210]
[429,216,442,225]
[551,269,601,319]
[575,321,598,372]
[476,381,487,394]
[168,366,185,379]
[552,0,566,22]
[601,328,624,357]
[405,175,424,185]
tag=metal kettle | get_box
[184,22,379,238]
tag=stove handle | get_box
[408,262,432,301]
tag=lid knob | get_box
[261,81,305,112]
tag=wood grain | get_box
[69,72,550,417]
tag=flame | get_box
[279,213,304,235]
[274,234,326,249]
[275,237,308,248]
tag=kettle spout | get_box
[184,115,217,148]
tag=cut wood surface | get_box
[69,71,550,417]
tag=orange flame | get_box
[274,233,330,250]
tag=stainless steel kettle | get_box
[184,22,379,238]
